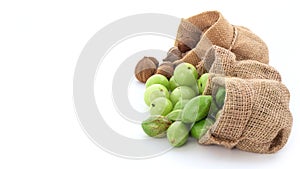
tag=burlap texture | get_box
[175,11,269,66]
[198,45,281,81]
[199,76,292,153]
[175,19,202,51]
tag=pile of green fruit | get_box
[141,63,226,147]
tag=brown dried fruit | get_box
[178,41,191,53]
[163,47,182,63]
[173,60,184,68]
[147,56,159,67]
[135,56,158,83]
[177,38,196,53]
[156,61,174,79]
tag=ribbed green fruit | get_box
[167,121,189,147]
[181,95,212,123]
[166,109,182,121]
[190,118,213,139]
[142,115,172,138]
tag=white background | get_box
[1,0,299,168]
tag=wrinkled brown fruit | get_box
[135,56,158,83]
[156,62,174,79]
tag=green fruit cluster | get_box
[141,63,226,147]
[207,86,226,121]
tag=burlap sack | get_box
[199,76,292,153]
[197,45,281,81]
[175,11,269,66]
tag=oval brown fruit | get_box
[135,56,158,83]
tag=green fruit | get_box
[181,95,212,123]
[150,97,173,116]
[167,121,189,147]
[166,109,182,121]
[190,118,213,139]
[169,76,180,91]
[198,73,209,94]
[190,83,200,95]
[173,99,189,110]
[145,74,170,89]
[173,63,198,86]
[144,84,169,106]
[207,100,219,121]
[215,87,226,108]
[170,86,196,105]
[142,115,172,137]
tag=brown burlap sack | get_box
[175,11,269,66]
[197,45,281,81]
[200,76,292,153]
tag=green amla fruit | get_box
[166,109,182,121]
[149,97,173,116]
[169,76,180,91]
[181,95,212,123]
[207,100,219,121]
[170,86,196,105]
[190,118,213,139]
[142,115,172,138]
[145,74,170,90]
[215,87,226,108]
[198,73,209,94]
[167,121,189,147]
[144,84,169,106]
[190,83,200,95]
[173,99,189,110]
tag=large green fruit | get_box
[142,115,172,138]
[198,73,209,94]
[144,84,169,106]
[149,97,173,116]
[207,100,219,121]
[190,118,213,139]
[169,76,180,91]
[167,121,189,147]
[166,109,182,121]
[145,74,170,89]
[181,95,212,123]
[173,99,189,110]
[215,87,226,108]
[170,86,196,105]
[173,63,198,86]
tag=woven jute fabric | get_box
[175,11,269,66]
[199,76,292,154]
[197,45,281,81]
[175,19,202,51]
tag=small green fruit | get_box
[166,109,182,121]
[173,63,198,86]
[190,83,200,95]
[169,76,180,91]
[167,121,189,147]
[144,84,169,106]
[170,86,196,105]
[198,73,209,94]
[215,87,226,108]
[190,118,213,139]
[142,115,172,138]
[145,74,170,89]
[150,97,173,116]
[207,100,219,121]
[181,95,212,123]
[173,99,189,110]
